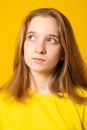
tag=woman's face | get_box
[24,16,63,74]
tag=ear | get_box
[60,56,64,61]
[60,50,64,61]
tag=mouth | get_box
[32,57,45,64]
[32,57,45,61]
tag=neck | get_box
[30,71,53,94]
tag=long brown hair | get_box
[1,8,87,103]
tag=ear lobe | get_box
[60,57,64,61]
[60,50,64,61]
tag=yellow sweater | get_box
[0,90,87,130]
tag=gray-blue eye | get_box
[47,38,57,44]
[28,35,36,41]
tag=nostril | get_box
[35,44,46,54]
[35,49,46,54]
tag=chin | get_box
[29,66,54,74]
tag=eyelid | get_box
[27,33,35,37]
[27,34,36,41]
[26,33,60,43]
[47,37,59,43]
[49,38,56,42]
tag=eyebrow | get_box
[27,31,36,34]
[26,31,59,39]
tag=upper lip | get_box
[32,57,45,61]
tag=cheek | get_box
[50,47,63,68]
[48,45,62,61]
[24,42,32,57]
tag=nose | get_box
[35,40,46,54]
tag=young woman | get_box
[0,8,87,130]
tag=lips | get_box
[32,57,45,61]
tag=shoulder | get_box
[0,91,11,106]
[0,91,17,108]
[72,88,87,129]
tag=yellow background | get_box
[0,0,87,86]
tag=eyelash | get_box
[47,38,57,44]
[26,35,58,44]
[27,35,36,41]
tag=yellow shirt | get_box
[0,90,87,130]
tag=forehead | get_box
[27,16,59,34]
